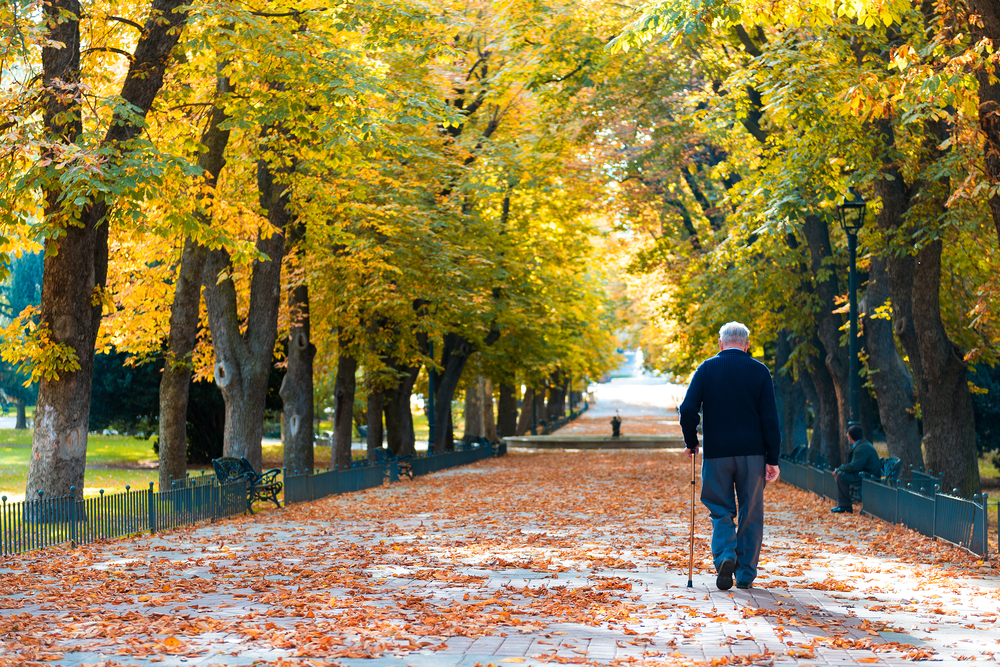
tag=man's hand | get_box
[765,464,780,483]
[685,447,698,460]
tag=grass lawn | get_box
[0,429,159,501]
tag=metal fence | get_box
[0,480,249,556]
[284,442,500,505]
[779,458,991,558]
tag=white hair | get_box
[719,321,750,346]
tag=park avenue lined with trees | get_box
[1,0,1000,502]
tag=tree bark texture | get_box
[15,398,27,430]
[202,157,290,473]
[332,350,357,470]
[383,336,424,457]
[280,218,315,475]
[775,330,807,454]
[28,0,189,499]
[910,241,980,495]
[800,215,850,464]
[462,375,486,442]
[546,371,566,420]
[514,386,534,436]
[158,74,231,490]
[873,119,979,494]
[861,255,923,471]
[497,383,518,437]
[483,378,497,442]
[806,348,843,467]
[366,384,384,457]
[969,0,1000,247]
[430,333,474,452]
[534,387,547,433]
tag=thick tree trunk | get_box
[800,370,823,460]
[15,398,27,430]
[534,386,547,433]
[497,383,518,437]
[366,385,384,456]
[280,206,314,475]
[775,330,807,455]
[332,351,357,470]
[862,255,923,471]
[158,74,231,490]
[430,333,474,452]
[911,240,980,495]
[384,363,419,456]
[483,378,497,442]
[872,118,979,494]
[462,375,486,442]
[202,155,290,473]
[806,350,842,468]
[546,371,566,420]
[801,215,850,463]
[970,0,1000,247]
[514,386,534,436]
[28,0,189,499]
[280,280,315,475]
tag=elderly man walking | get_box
[679,322,781,590]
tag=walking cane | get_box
[687,448,696,588]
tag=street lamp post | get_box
[427,340,435,451]
[837,187,867,427]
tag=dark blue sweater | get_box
[679,348,781,465]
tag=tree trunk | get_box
[280,279,315,475]
[969,0,1000,247]
[806,349,842,468]
[384,363,419,456]
[800,369,823,461]
[534,386,547,433]
[546,371,566,420]
[158,73,231,491]
[332,350,357,470]
[462,375,485,443]
[911,240,980,495]
[15,397,27,430]
[366,384,384,456]
[430,333,474,452]
[872,117,979,494]
[497,383,518,437]
[514,386,534,436]
[801,215,850,462]
[202,155,290,473]
[28,0,189,499]
[862,255,922,471]
[483,378,497,442]
[775,330,807,455]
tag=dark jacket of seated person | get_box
[836,439,881,484]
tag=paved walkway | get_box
[1,446,998,667]
[562,377,685,437]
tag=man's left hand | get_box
[765,464,780,483]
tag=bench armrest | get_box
[258,468,281,485]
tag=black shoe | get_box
[716,559,735,591]
[736,581,752,589]
[831,506,853,514]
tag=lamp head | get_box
[838,187,866,233]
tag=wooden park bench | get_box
[850,456,903,502]
[212,457,283,513]
[373,447,414,480]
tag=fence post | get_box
[69,486,78,547]
[148,482,156,534]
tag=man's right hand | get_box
[685,447,698,460]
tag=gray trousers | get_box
[701,455,766,584]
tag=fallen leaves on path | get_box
[0,450,996,667]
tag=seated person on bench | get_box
[831,424,880,514]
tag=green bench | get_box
[212,457,283,513]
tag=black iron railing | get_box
[0,480,249,556]
[779,458,991,558]
[284,441,500,505]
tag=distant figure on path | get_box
[679,322,781,591]
[831,425,880,514]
